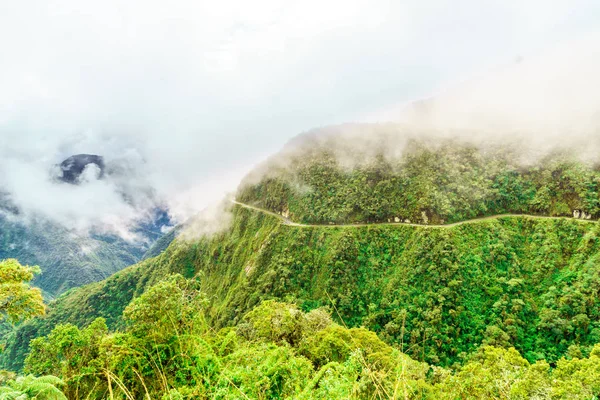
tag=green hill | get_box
[5,201,600,370]
[238,124,600,225]
[4,128,600,398]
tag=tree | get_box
[0,259,45,323]
[24,318,107,398]
[122,274,208,340]
[0,375,67,400]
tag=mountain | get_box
[57,154,105,184]
[5,128,600,377]
[0,154,173,298]
[0,213,141,298]
[5,34,600,398]
[237,123,600,225]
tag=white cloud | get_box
[0,0,598,236]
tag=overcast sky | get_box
[1,0,599,234]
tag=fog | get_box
[0,0,598,238]
[398,32,600,148]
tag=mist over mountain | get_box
[0,152,175,297]
[8,126,600,396]
[1,1,597,245]
[56,154,106,184]
[2,2,600,397]
[2,31,599,299]
[54,152,174,238]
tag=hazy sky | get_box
[1,0,599,234]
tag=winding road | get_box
[232,200,597,229]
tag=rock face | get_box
[573,209,593,220]
[58,154,105,184]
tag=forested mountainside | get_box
[238,124,600,225]
[17,293,600,399]
[6,204,600,398]
[0,213,142,298]
[0,153,172,299]
[5,128,600,398]
[6,202,600,370]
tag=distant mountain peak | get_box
[58,154,105,184]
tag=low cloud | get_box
[178,199,235,242]
[312,31,600,168]
[0,135,248,240]
[1,1,599,239]
[398,32,600,147]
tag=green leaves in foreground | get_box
[0,260,61,399]
[0,374,66,400]
[0,259,45,324]
[21,275,600,399]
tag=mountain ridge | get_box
[5,128,600,389]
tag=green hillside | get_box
[18,292,600,399]
[4,131,600,398]
[0,214,143,298]
[239,125,600,225]
[6,202,600,370]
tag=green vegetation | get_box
[21,276,600,399]
[0,259,44,324]
[142,225,182,260]
[0,214,143,298]
[6,205,600,373]
[239,131,600,225]
[0,258,66,399]
[4,131,600,398]
[0,374,67,400]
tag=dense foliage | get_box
[0,259,44,324]
[239,128,600,225]
[21,276,600,399]
[6,205,600,374]
[5,129,600,398]
[0,258,65,399]
[0,373,67,400]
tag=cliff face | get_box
[5,201,600,370]
[57,154,105,184]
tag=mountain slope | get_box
[5,131,600,372]
[0,214,143,298]
[238,124,600,225]
[0,152,173,299]
[5,202,600,370]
